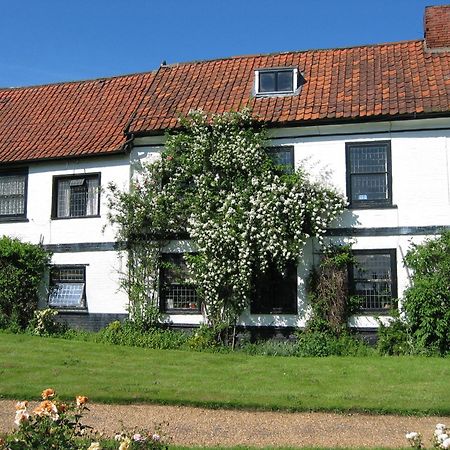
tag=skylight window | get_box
[254,67,301,96]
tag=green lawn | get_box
[0,332,448,415]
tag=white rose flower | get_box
[406,432,419,440]
[442,438,450,449]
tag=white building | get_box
[0,5,449,334]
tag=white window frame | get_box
[254,67,300,97]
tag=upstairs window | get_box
[255,68,301,96]
[349,250,397,312]
[0,168,28,221]
[160,253,200,313]
[251,261,297,314]
[267,146,294,174]
[346,141,392,208]
[52,173,100,219]
[48,266,86,309]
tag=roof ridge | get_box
[0,69,156,92]
[159,39,425,69]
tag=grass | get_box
[0,332,448,415]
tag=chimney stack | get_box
[424,5,450,51]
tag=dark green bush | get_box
[0,236,51,329]
[96,320,189,350]
[377,312,413,355]
[295,331,372,357]
[403,231,450,355]
[239,339,299,357]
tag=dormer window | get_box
[254,67,301,96]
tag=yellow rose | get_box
[41,388,55,400]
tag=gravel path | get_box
[1,400,448,447]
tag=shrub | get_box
[239,339,299,357]
[403,231,450,355]
[0,236,51,330]
[377,311,414,356]
[27,308,67,336]
[306,245,360,336]
[295,331,372,357]
[97,320,189,350]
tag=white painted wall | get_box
[1,117,447,326]
[133,118,450,328]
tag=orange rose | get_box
[41,388,55,400]
[34,400,58,416]
[76,395,89,407]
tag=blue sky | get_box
[0,0,444,88]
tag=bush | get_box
[296,331,372,357]
[239,339,299,357]
[0,236,51,330]
[97,320,189,350]
[27,308,67,336]
[377,311,414,356]
[403,231,450,355]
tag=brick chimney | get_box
[424,5,450,51]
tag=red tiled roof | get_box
[0,72,154,164]
[127,40,450,134]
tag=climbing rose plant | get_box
[108,109,346,328]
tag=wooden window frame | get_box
[51,172,101,219]
[48,265,87,310]
[349,249,398,313]
[0,167,28,222]
[345,141,393,209]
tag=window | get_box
[251,261,297,314]
[254,68,301,96]
[48,266,86,309]
[52,173,100,218]
[267,146,294,174]
[346,141,392,208]
[0,168,27,220]
[160,253,200,313]
[349,250,397,311]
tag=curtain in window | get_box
[86,177,99,216]
[56,179,71,217]
[0,174,25,215]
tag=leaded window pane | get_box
[0,174,26,216]
[160,254,199,312]
[346,142,391,206]
[49,267,85,308]
[267,147,294,174]
[352,253,394,310]
[351,173,388,201]
[55,175,99,218]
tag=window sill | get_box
[51,215,101,220]
[359,309,395,316]
[251,310,298,315]
[348,204,398,210]
[50,307,88,314]
[163,308,201,315]
[0,217,29,223]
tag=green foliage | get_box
[376,311,414,356]
[0,236,51,329]
[239,339,299,357]
[4,391,90,450]
[306,245,360,336]
[295,331,371,357]
[27,308,67,336]
[97,320,189,350]
[402,231,450,355]
[108,109,346,335]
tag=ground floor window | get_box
[48,266,86,309]
[250,261,297,314]
[349,249,397,311]
[160,253,199,313]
